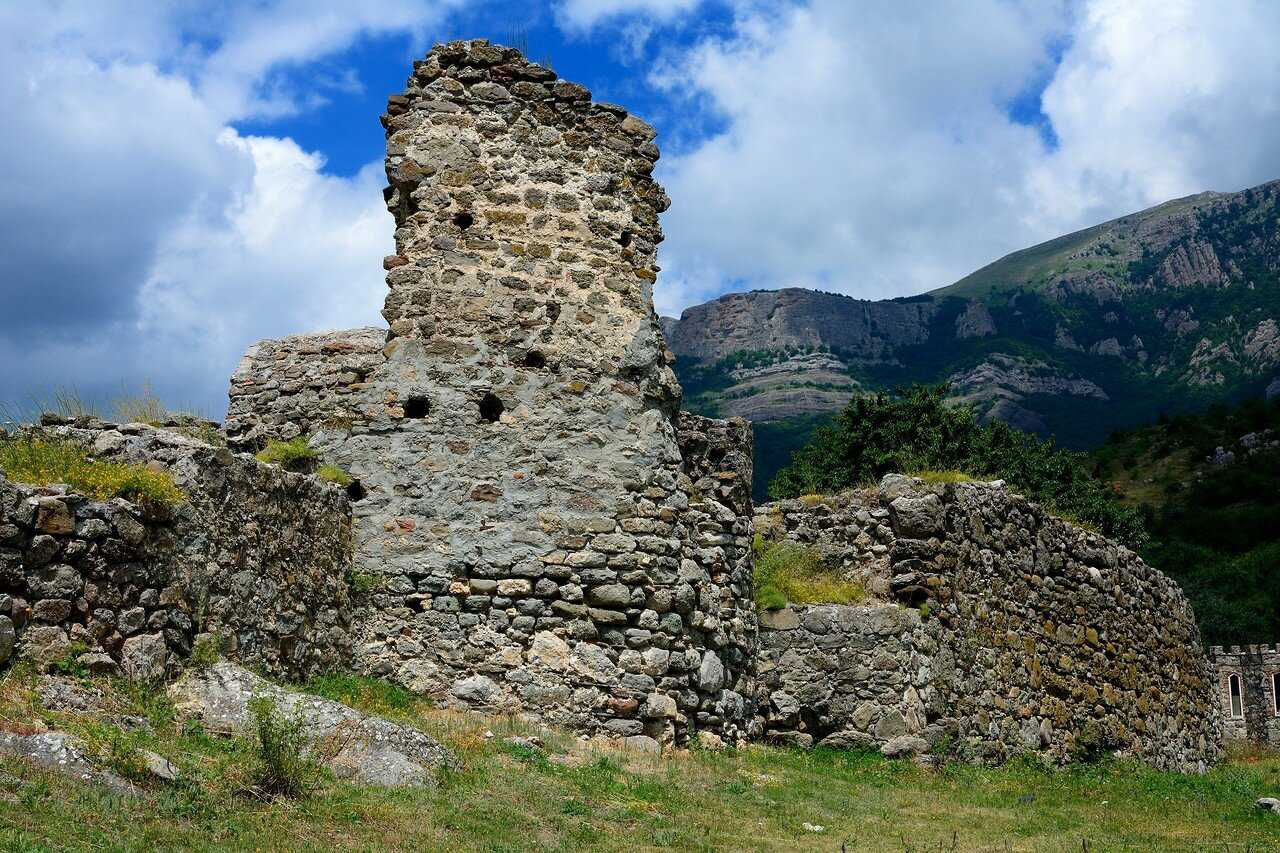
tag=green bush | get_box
[753,535,864,610]
[254,437,318,473]
[770,384,1147,549]
[0,435,184,506]
[246,696,312,799]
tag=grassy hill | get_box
[936,191,1223,300]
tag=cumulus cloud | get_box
[0,1,461,417]
[649,0,1280,316]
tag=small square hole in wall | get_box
[522,350,547,369]
[479,392,504,423]
[453,211,474,231]
[404,395,429,418]
[619,229,633,248]
[346,480,367,502]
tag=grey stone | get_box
[451,675,501,705]
[0,616,14,664]
[0,730,133,794]
[121,633,168,683]
[169,661,458,787]
[880,735,929,758]
[623,734,661,754]
[698,651,725,692]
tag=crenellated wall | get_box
[1206,644,1280,745]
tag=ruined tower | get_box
[224,41,759,746]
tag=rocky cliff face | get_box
[668,179,1280,494]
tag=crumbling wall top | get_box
[379,39,676,406]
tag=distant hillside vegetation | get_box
[1094,394,1280,645]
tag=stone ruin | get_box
[755,479,1221,771]
[0,40,1227,769]
[222,40,758,747]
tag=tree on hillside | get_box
[769,384,1147,549]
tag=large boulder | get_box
[168,662,459,787]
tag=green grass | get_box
[908,469,975,484]
[254,437,318,473]
[315,465,352,488]
[0,435,184,506]
[0,666,1278,851]
[753,534,865,610]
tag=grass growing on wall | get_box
[255,437,319,472]
[0,435,184,506]
[315,464,352,487]
[753,535,864,610]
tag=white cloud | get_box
[134,133,389,409]
[0,1,461,417]
[557,0,705,32]
[1027,0,1280,233]
[649,0,1280,317]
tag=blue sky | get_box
[2,0,1279,419]
[233,3,738,176]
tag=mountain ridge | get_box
[665,178,1280,496]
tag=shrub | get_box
[316,464,352,487]
[0,435,184,506]
[246,695,312,799]
[770,384,1147,550]
[753,535,864,610]
[254,437,318,473]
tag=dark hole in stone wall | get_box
[619,229,633,248]
[522,350,547,369]
[479,392,504,423]
[453,211,474,231]
[404,395,429,418]
[346,480,367,502]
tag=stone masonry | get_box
[223,40,757,747]
[1,418,353,682]
[754,476,1222,772]
[1206,644,1280,745]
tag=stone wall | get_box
[2,419,354,681]
[1206,645,1280,745]
[221,40,758,747]
[757,603,930,757]
[224,327,386,451]
[755,476,1222,771]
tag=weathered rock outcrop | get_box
[754,476,1222,771]
[169,661,458,786]
[222,40,758,747]
[1,419,353,680]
